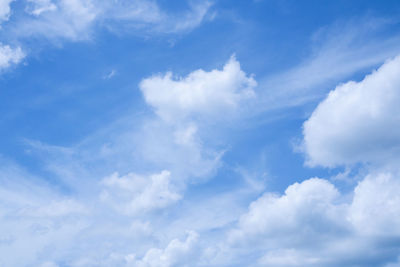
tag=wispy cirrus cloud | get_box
[0,55,258,265]
[0,0,214,72]
[257,17,400,111]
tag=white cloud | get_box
[140,55,256,122]
[226,173,400,266]
[230,178,347,246]
[133,231,199,267]
[0,0,213,73]
[0,0,13,23]
[14,0,97,41]
[100,170,181,215]
[103,0,213,34]
[0,44,24,70]
[303,55,400,167]
[26,0,57,16]
[7,0,212,42]
[349,172,400,236]
[258,18,400,111]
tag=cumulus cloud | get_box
[133,56,257,183]
[100,170,181,215]
[140,55,256,122]
[303,55,400,167]
[0,44,24,70]
[349,172,400,236]
[133,231,199,267]
[230,178,347,248]
[227,174,400,266]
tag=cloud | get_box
[230,178,347,247]
[26,0,57,16]
[0,159,183,266]
[0,44,24,70]
[103,0,213,35]
[303,55,400,167]
[349,172,400,236]
[13,0,98,41]
[258,17,400,111]
[0,0,213,73]
[0,159,89,266]
[140,55,256,122]
[7,0,213,42]
[133,231,199,267]
[226,173,400,266]
[0,55,258,264]
[0,0,13,23]
[100,170,181,215]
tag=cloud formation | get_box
[227,173,400,266]
[8,0,213,42]
[0,44,24,70]
[0,0,213,72]
[303,55,400,167]
[133,231,199,267]
[0,0,13,23]
[140,55,256,122]
[100,170,181,215]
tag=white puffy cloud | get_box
[133,231,199,267]
[140,55,256,122]
[230,178,347,247]
[0,0,13,23]
[100,170,181,215]
[0,44,24,70]
[226,173,400,266]
[349,172,400,236]
[133,56,256,183]
[303,55,400,167]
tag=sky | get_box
[1,0,400,266]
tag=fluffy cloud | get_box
[133,231,199,267]
[303,55,400,167]
[349,172,400,236]
[227,174,400,266]
[0,44,24,70]
[140,55,256,122]
[133,56,257,182]
[0,0,13,23]
[230,178,346,245]
[100,170,181,215]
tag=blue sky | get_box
[1,0,400,266]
